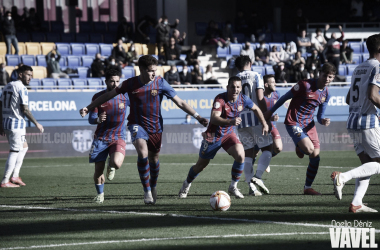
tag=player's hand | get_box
[321,118,330,127]
[262,123,269,136]
[175,19,179,23]
[197,117,209,127]
[36,123,44,133]
[264,110,273,121]
[230,117,242,126]
[80,107,89,117]
[98,111,107,123]
[0,127,5,136]
[271,113,279,122]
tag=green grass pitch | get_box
[0,151,379,250]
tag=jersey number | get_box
[242,83,252,99]
[2,91,13,109]
[352,78,360,103]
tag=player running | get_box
[234,55,273,196]
[0,65,44,188]
[265,63,335,195]
[80,55,208,205]
[88,69,129,204]
[331,34,380,213]
[178,76,269,199]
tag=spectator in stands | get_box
[269,45,282,65]
[254,41,269,66]
[156,15,179,59]
[309,62,319,79]
[285,41,297,57]
[25,8,41,32]
[126,43,139,66]
[222,21,235,45]
[234,10,248,35]
[186,45,200,66]
[0,63,10,86]
[293,8,308,33]
[351,0,363,17]
[292,51,306,68]
[340,40,354,64]
[2,11,19,55]
[297,28,311,55]
[204,64,219,85]
[10,63,23,81]
[311,28,327,54]
[106,56,122,73]
[294,63,308,82]
[274,62,289,84]
[91,53,105,78]
[136,15,155,44]
[166,37,184,66]
[247,11,263,43]
[112,39,128,65]
[202,20,226,47]
[306,49,322,72]
[179,65,192,85]
[240,41,255,64]
[182,114,198,124]
[10,6,22,31]
[191,63,203,84]
[324,24,344,70]
[173,29,186,46]
[117,17,132,43]
[164,65,180,85]
[46,46,69,79]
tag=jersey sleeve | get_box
[115,79,130,95]
[161,78,177,99]
[254,73,264,90]
[88,110,98,124]
[317,94,330,124]
[212,95,225,112]
[290,80,307,97]
[369,66,380,88]
[19,86,29,105]
[243,94,254,109]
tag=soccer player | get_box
[331,34,380,213]
[0,65,44,188]
[265,63,335,195]
[88,69,129,204]
[178,76,269,199]
[234,55,273,196]
[80,55,208,205]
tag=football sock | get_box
[137,157,150,192]
[340,162,380,182]
[12,147,28,178]
[1,151,19,184]
[149,160,160,188]
[352,177,370,206]
[230,180,238,188]
[305,156,320,187]
[95,183,104,194]
[255,150,272,179]
[231,161,244,182]
[243,157,254,183]
[186,166,199,184]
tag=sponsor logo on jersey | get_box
[72,130,93,153]
[214,101,221,109]
[151,89,158,96]
[293,84,300,91]
[119,103,125,109]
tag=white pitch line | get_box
[0,232,330,250]
[1,205,379,233]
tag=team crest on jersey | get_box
[151,89,158,96]
[192,127,207,149]
[321,96,326,103]
[214,102,221,109]
[375,73,380,83]
[119,103,125,109]
[72,130,93,153]
[293,84,300,91]
[238,105,243,111]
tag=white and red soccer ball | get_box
[209,191,231,211]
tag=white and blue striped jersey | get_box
[236,70,264,129]
[1,80,29,130]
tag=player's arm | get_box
[80,88,118,117]
[172,95,208,127]
[21,104,44,133]
[346,89,350,105]
[88,110,106,125]
[210,110,241,126]
[250,104,269,135]
[264,90,294,120]
[368,84,380,109]
[317,96,330,126]
[0,100,4,136]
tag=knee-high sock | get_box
[1,151,19,184]
[12,147,28,178]
[231,161,244,182]
[340,162,380,182]
[149,160,160,188]
[186,166,199,184]
[352,177,370,206]
[137,157,150,192]
[95,183,104,194]
[305,156,320,187]
[255,150,272,179]
[244,157,254,183]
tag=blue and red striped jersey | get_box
[116,76,177,134]
[89,90,130,141]
[204,92,254,143]
[285,79,329,129]
[264,91,280,128]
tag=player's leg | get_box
[1,130,22,188]
[225,140,245,199]
[94,161,106,204]
[10,139,28,186]
[271,127,283,157]
[89,139,109,203]
[303,126,322,195]
[146,133,162,204]
[106,139,126,181]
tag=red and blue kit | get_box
[264,91,281,140]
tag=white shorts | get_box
[5,129,26,152]
[237,125,272,150]
[348,128,380,159]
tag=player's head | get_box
[227,76,242,100]
[318,62,336,87]
[105,69,121,91]
[366,34,380,57]
[17,65,33,85]
[264,74,276,93]
[235,55,251,71]
[138,55,158,82]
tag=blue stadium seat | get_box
[57,79,72,89]
[81,56,94,67]
[72,78,87,89]
[269,43,283,52]
[21,55,36,66]
[265,66,275,75]
[56,43,71,55]
[36,55,47,67]
[251,66,265,76]
[234,33,245,43]
[93,22,106,33]
[362,53,369,61]
[89,33,103,43]
[179,54,186,61]
[151,54,159,60]
[249,44,256,50]
[338,65,347,76]
[87,78,103,88]
[29,79,41,90]
[229,44,242,56]
[71,44,86,55]
[122,66,135,79]
[79,22,92,33]
[67,56,81,67]
[6,55,20,66]
[195,22,208,36]
[31,32,45,42]
[60,33,75,43]
[352,54,362,64]
[362,42,368,53]
[85,44,100,56]
[50,21,64,33]
[46,33,61,43]
[59,56,67,67]
[75,33,89,43]
[346,76,352,83]
[272,33,285,42]
[41,78,57,90]
[99,44,113,57]
[176,65,183,72]
[349,42,362,53]
[107,22,119,33]
[77,67,90,78]
[217,47,229,58]
[347,65,357,75]
[16,32,30,42]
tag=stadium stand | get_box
[57,78,72,89]
[71,44,86,55]
[6,55,21,66]
[29,79,41,90]
[36,55,47,67]
[12,43,26,55]
[99,44,113,57]
[85,44,100,56]
[40,43,56,55]
[21,55,36,66]
[26,42,42,55]
[72,78,87,89]
[32,66,47,79]
[77,67,90,78]
[67,56,82,67]
[56,43,71,55]
[42,78,57,89]
[81,56,94,67]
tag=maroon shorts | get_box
[109,139,127,155]
[148,133,162,153]
[271,127,281,140]
[306,126,320,149]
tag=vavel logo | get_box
[330,220,378,248]
[193,127,207,149]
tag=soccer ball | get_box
[209,191,231,211]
